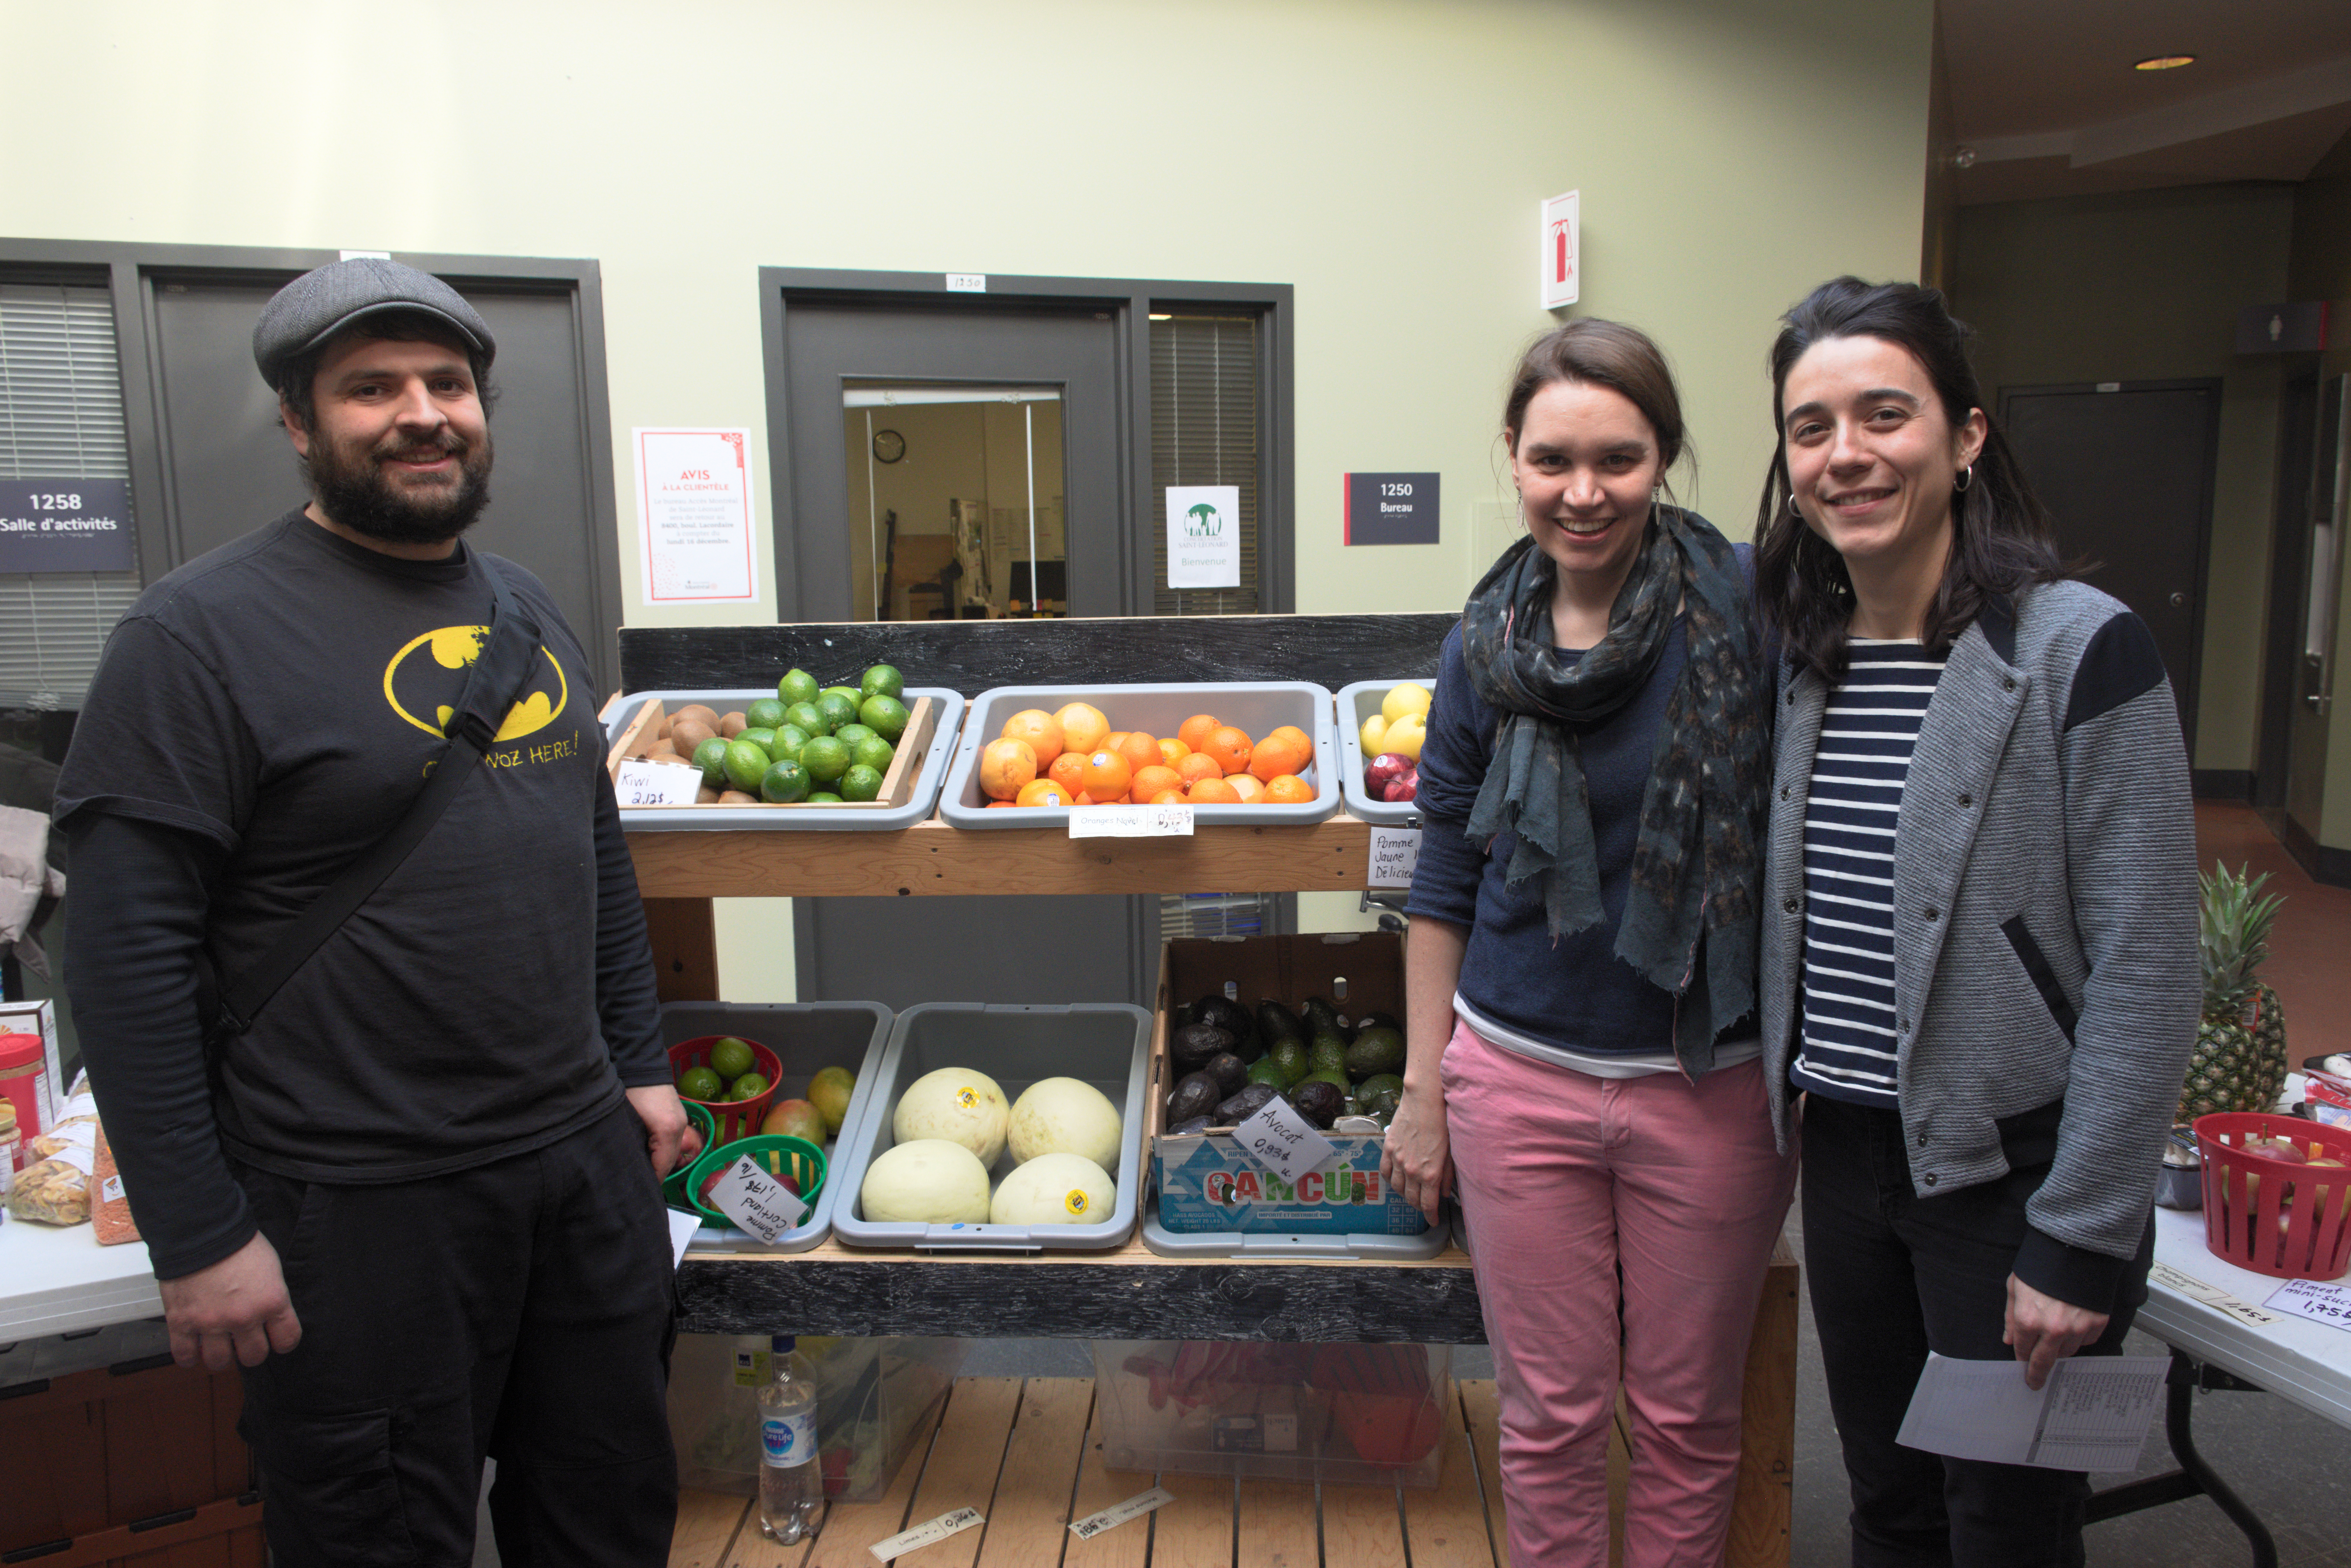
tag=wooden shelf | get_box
[627,812,1393,899]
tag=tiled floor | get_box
[2197,802,2351,1064]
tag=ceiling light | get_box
[2134,54,2195,71]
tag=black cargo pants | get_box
[230,1101,678,1568]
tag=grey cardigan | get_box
[1760,579,2199,1311]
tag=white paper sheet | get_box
[668,1207,703,1270]
[1895,1352,2169,1470]
[635,427,757,604]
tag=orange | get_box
[987,800,1020,809]
[1016,777,1070,807]
[1176,752,1223,788]
[1249,728,1313,782]
[1071,791,1096,805]
[1078,749,1132,803]
[1047,751,1089,797]
[1115,730,1162,776]
[1129,764,1181,803]
[1186,776,1241,805]
[1147,788,1185,805]
[1000,708,1064,766]
[978,737,1037,800]
[1157,737,1190,766]
[1176,714,1221,753]
[1225,773,1266,804]
[1201,725,1254,777]
[1263,773,1315,804]
[1102,732,1130,755]
[1054,702,1110,754]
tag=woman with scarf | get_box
[1752,278,2196,1568]
[1381,319,1789,1568]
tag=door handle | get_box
[2169,592,2187,608]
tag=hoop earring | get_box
[1953,465,1974,494]
[1787,492,1801,517]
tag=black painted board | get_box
[675,1257,1487,1343]
[619,613,1461,697]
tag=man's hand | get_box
[2004,1273,2109,1391]
[626,1083,692,1178]
[158,1232,301,1372]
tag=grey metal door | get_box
[2001,381,2220,757]
[142,273,624,694]
[773,296,1151,1009]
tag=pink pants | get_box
[1442,1019,1797,1568]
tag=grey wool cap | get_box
[251,257,495,391]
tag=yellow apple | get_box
[1361,713,1389,754]
[1383,712,1427,763]
[1382,682,1433,724]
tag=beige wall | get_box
[2,0,1933,982]
[1949,184,2297,776]
[2289,135,2351,849]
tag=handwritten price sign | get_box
[1233,1095,1339,1185]
[615,759,703,806]
[706,1155,810,1244]
[2264,1277,2351,1333]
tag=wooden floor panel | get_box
[1233,1477,1318,1568]
[1062,1392,1154,1568]
[897,1377,1024,1568]
[797,1383,950,1568]
[1401,1388,1499,1568]
[976,1378,1096,1568]
[1316,1478,1408,1568]
[672,1488,755,1568]
[1144,1470,1234,1568]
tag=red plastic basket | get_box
[668,1035,783,1145]
[2194,1112,2351,1281]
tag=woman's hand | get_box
[1381,1083,1452,1226]
[2004,1274,2109,1391]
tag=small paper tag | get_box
[101,1174,125,1203]
[1069,1487,1174,1541]
[1233,1095,1339,1185]
[1367,825,1421,888]
[870,1507,984,1560]
[2149,1261,2280,1327]
[1068,804,1194,839]
[944,273,987,293]
[2264,1277,2351,1332]
[47,1144,95,1176]
[707,1155,811,1244]
[616,759,704,806]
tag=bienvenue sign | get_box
[0,480,135,573]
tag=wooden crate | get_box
[606,694,941,812]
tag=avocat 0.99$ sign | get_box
[0,480,134,573]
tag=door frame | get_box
[756,268,1295,619]
[2256,365,2322,811]
[0,236,626,694]
[1997,376,2221,761]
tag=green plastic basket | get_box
[684,1133,828,1226]
[661,1100,721,1216]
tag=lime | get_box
[783,701,826,735]
[708,1036,756,1080]
[821,685,864,710]
[806,791,844,805]
[815,692,859,732]
[692,735,731,786]
[772,723,812,759]
[737,728,777,752]
[759,759,811,803]
[859,694,910,741]
[839,763,883,802]
[799,735,851,784]
[677,1065,724,1101]
[778,669,820,707]
[860,664,905,700]
[728,1072,770,1102]
[851,735,896,774]
[722,739,772,794]
[745,697,788,731]
[834,723,876,748]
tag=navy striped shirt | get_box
[1790,640,1947,1108]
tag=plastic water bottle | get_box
[757,1335,823,1543]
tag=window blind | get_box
[0,282,140,710]
[1151,313,1259,616]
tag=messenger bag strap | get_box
[208,565,544,1043]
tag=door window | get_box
[1151,312,1259,615]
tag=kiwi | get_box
[696,786,721,803]
[717,789,760,804]
[670,717,718,756]
[673,703,721,733]
[720,711,750,738]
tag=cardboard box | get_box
[1148,933,1428,1237]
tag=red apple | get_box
[1384,767,1419,804]
[1364,753,1411,795]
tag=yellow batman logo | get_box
[382,624,569,742]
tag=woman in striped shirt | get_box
[1752,278,2198,1568]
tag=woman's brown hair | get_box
[1505,318,1689,483]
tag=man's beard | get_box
[306,426,493,546]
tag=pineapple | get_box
[2177,863,2290,1122]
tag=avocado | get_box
[1166,1071,1221,1126]
[1170,1022,1235,1075]
[1289,1079,1345,1129]
[1214,1082,1279,1125]
[1345,1026,1406,1081]
[1350,1010,1401,1039]
[1297,1067,1352,1095]
[1245,1055,1290,1090]
[1266,1039,1310,1088]
[1203,1051,1249,1097]
[1190,995,1258,1056]
[1255,1000,1305,1049]
[1354,1073,1405,1121]
[1307,1032,1350,1079]
[1300,995,1344,1036]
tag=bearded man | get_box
[55,258,686,1567]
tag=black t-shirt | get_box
[56,511,653,1184]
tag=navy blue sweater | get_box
[1404,613,1752,1057]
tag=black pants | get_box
[1801,1093,2151,1568]
[231,1102,679,1568]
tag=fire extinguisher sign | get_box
[1541,190,1580,310]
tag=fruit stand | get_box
[624,614,1801,1566]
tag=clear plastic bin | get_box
[665,1334,965,1500]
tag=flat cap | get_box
[252,257,495,391]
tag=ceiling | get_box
[1941,0,2351,204]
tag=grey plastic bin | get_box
[938,682,1339,828]
[1335,676,1437,826]
[603,687,964,831]
[830,1003,1152,1250]
[663,1000,893,1253]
